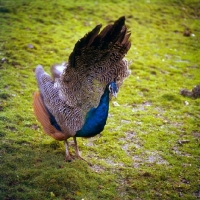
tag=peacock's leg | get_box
[73,137,80,157]
[64,140,72,161]
[73,137,92,165]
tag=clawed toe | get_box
[65,154,91,165]
[76,154,92,166]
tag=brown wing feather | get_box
[58,16,131,113]
[33,92,67,140]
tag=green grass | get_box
[0,0,200,199]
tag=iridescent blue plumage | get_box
[76,82,117,137]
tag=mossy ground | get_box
[0,0,200,199]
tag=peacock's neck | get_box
[98,86,110,106]
[75,86,110,137]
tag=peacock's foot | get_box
[75,154,92,166]
[65,154,73,162]
[73,136,92,166]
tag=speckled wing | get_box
[35,65,83,136]
[58,16,131,113]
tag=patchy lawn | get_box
[0,0,199,199]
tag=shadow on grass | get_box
[0,139,117,200]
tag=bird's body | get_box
[33,16,131,162]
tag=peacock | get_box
[33,16,131,162]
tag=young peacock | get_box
[33,16,131,162]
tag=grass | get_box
[0,0,200,199]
